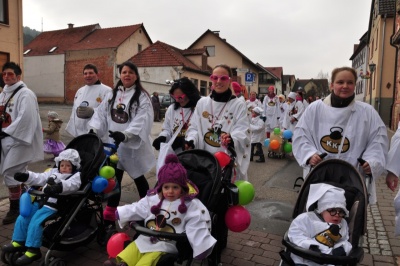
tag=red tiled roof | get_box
[129,41,202,70]
[24,24,100,56]
[181,48,208,56]
[69,24,146,50]
[265,67,283,79]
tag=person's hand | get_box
[152,136,167,150]
[221,133,232,147]
[172,137,185,150]
[386,172,398,192]
[359,160,371,175]
[46,175,60,185]
[290,117,296,124]
[76,106,94,119]
[307,153,323,167]
[109,130,125,145]
[14,172,29,182]
[261,116,266,122]
[185,140,195,150]
[309,244,321,253]
[43,183,63,195]
[332,246,346,256]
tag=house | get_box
[256,65,284,98]
[390,1,400,129]
[187,30,264,97]
[350,32,369,102]
[282,74,296,97]
[292,79,330,100]
[23,23,152,103]
[129,41,211,95]
[366,0,396,126]
[0,0,23,85]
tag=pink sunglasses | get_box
[170,94,186,101]
[210,74,230,82]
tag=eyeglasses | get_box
[326,208,346,218]
[210,75,230,82]
[2,72,16,77]
[170,94,186,101]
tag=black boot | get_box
[3,198,20,225]
[256,155,265,163]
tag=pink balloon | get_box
[107,233,130,258]
[103,178,116,194]
[214,151,230,167]
[225,205,251,232]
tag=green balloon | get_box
[273,127,280,135]
[237,181,255,205]
[283,143,292,153]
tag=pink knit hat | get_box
[150,154,198,214]
[231,82,242,95]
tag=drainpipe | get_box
[378,14,387,115]
[389,12,398,129]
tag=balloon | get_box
[99,166,115,179]
[20,192,33,218]
[283,130,293,139]
[225,205,251,232]
[273,127,280,135]
[107,233,130,258]
[92,176,108,193]
[283,142,292,153]
[214,151,230,168]
[109,154,119,164]
[103,178,116,194]
[264,138,270,147]
[270,139,280,150]
[236,181,255,205]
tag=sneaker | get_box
[2,241,26,252]
[15,250,42,265]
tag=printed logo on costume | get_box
[146,208,176,242]
[204,123,226,147]
[314,224,342,248]
[320,127,350,154]
[0,99,15,128]
[111,103,129,124]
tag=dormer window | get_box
[23,49,31,55]
[49,47,57,53]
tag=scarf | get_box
[330,93,355,108]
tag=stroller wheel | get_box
[10,251,25,266]
[1,251,10,265]
[48,258,66,266]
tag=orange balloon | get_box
[270,139,280,150]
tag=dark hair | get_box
[331,67,357,84]
[83,63,98,74]
[109,61,149,117]
[169,77,201,110]
[213,64,233,77]
[2,62,22,76]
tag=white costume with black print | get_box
[262,95,279,130]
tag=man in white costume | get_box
[0,62,43,224]
[263,86,279,138]
[293,67,388,204]
[65,64,111,140]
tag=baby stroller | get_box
[279,159,368,266]
[130,146,239,266]
[1,134,108,266]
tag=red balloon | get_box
[107,233,130,258]
[214,151,230,167]
[103,178,116,194]
[225,205,251,232]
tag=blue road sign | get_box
[245,72,254,83]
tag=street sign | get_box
[237,68,249,72]
[245,72,254,83]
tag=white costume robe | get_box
[185,96,251,180]
[0,81,43,186]
[293,95,388,204]
[386,124,400,235]
[282,100,304,133]
[263,95,279,131]
[246,99,262,112]
[88,86,155,179]
[159,105,194,153]
[278,101,288,129]
[250,116,265,144]
[288,211,352,266]
[65,83,111,140]
[117,194,216,258]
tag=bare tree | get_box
[316,70,330,81]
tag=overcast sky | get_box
[23,0,371,79]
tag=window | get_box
[205,46,215,57]
[0,0,9,25]
[138,44,142,53]
[200,80,207,96]
[191,79,198,88]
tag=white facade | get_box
[352,46,369,102]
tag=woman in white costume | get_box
[89,61,155,227]
[293,67,388,204]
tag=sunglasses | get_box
[326,208,346,218]
[170,94,186,101]
[210,74,230,82]
[2,72,16,77]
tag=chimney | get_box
[68,23,74,29]
[212,30,220,36]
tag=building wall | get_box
[0,0,23,69]
[116,29,152,64]
[352,46,368,102]
[23,55,65,102]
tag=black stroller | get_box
[130,147,239,266]
[279,159,368,266]
[1,134,111,266]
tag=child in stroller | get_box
[2,149,81,265]
[287,183,352,265]
[104,154,216,266]
[280,159,368,266]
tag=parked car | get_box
[159,94,175,120]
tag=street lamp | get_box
[368,63,376,105]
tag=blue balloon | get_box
[283,130,293,139]
[92,177,108,193]
[264,138,270,147]
[20,192,33,217]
